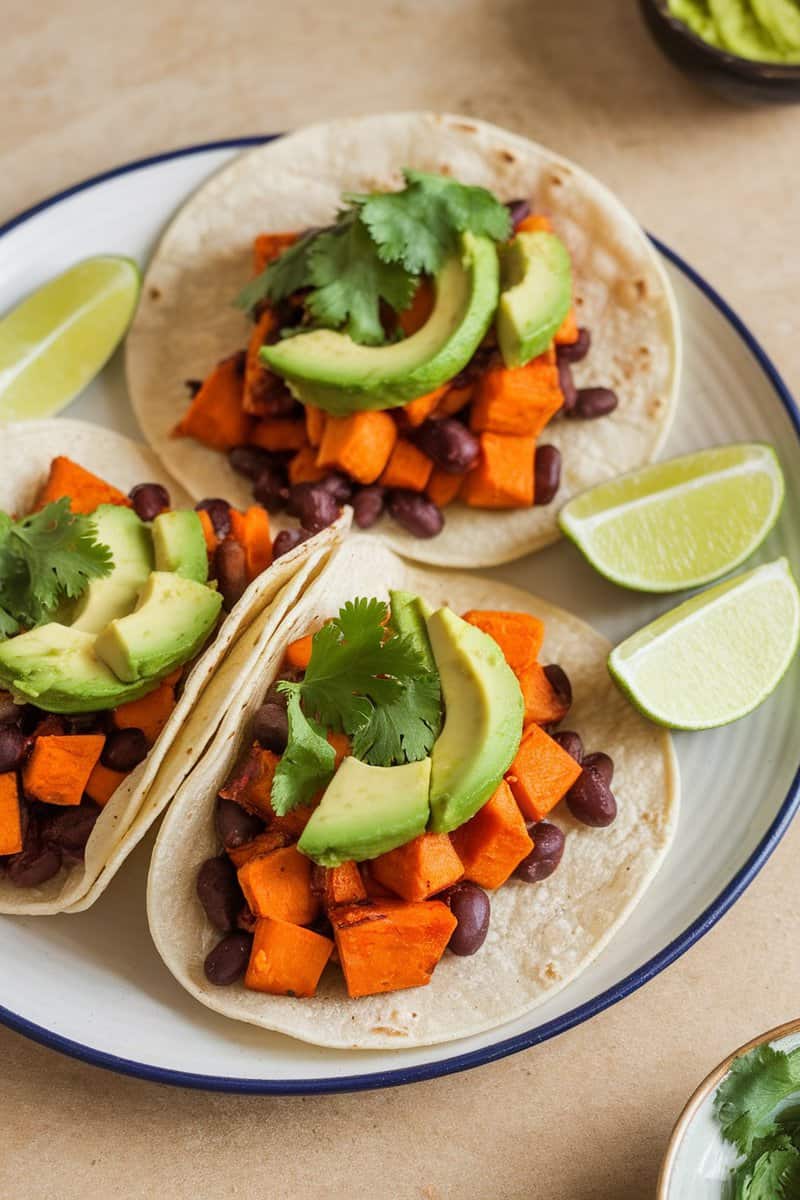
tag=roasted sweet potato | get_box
[197,508,219,556]
[228,829,290,870]
[252,232,298,275]
[112,680,176,745]
[516,214,553,234]
[244,308,281,416]
[397,279,434,337]
[450,780,533,889]
[34,457,131,515]
[0,773,22,856]
[317,861,367,908]
[219,744,280,821]
[245,916,333,997]
[426,467,465,508]
[554,307,579,345]
[437,384,473,417]
[285,634,314,671]
[289,445,328,485]
[304,405,327,447]
[23,735,105,807]
[505,722,582,822]
[316,411,397,485]
[461,610,544,677]
[379,439,434,492]
[402,385,448,427]
[250,418,308,453]
[330,899,457,998]
[371,833,463,902]
[84,761,127,808]
[237,845,319,925]
[461,433,535,509]
[470,354,563,439]
[326,731,351,769]
[173,352,252,451]
[229,505,272,580]
[518,663,571,726]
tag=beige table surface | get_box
[3,2,800,1197]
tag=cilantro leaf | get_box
[716,1046,800,1156]
[0,607,18,639]
[306,217,415,345]
[234,231,316,314]
[0,500,113,635]
[729,1132,800,1200]
[351,672,441,766]
[270,689,336,815]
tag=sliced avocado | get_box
[298,756,431,867]
[427,607,523,833]
[0,623,157,713]
[68,504,153,635]
[152,510,208,583]
[260,233,499,415]
[94,571,222,683]
[389,589,436,673]
[496,231,572,369]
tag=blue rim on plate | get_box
[1,137,799,1095]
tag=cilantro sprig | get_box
[235,170,510,345]
[0,499,113,638]
[271,597,442,813]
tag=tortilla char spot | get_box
[149,286,161,301]
[498,148,516,164]
[371,1025,409,1037]
[635,278,648,300]
[438,162,453,177]
[544,962,560,981]
[550,173,564,188]
[648,396,664,418]
[451,121,478,134]
[639,345,651,359]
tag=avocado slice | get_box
[0,624,159,713]
[152,509,208,583]
[67,504,154,635]
[496,231,572,369]
[389,589,436,673]
[94,571,222,683]
[260,233,500,415]
[298,756,431,866]
[426,607,524,833]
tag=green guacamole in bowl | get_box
[669,0,800,62]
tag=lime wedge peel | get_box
[0,256,141,421]
[609,558,800,730]
[559,444,785,593]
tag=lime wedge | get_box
[559,444,784,593]
[0,256,141,421]
[609,559,800,729]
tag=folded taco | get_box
[128,112,681,568]
[0,419,347,915]
[147,540,679,1048]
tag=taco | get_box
[0,419,348,915]
[147,540,679,1048]
[127,112,681,568]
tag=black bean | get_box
[272,528,310,561]
[204,931,253,985]
[582,751,614,786]
[0,694,22,725]
[566,765,618,827]
[352,486,385,529]
[506,198,531,229]
[318,473,353,504]
[442,881,491,956]
[557,359,577,413]
[387,491,444,539]
[260,383,299,418]
[514,821,566,883]
[252,702,289,753]
[195,498,232,538]
[534,445,562,506]
[41,804,100,862]
[570,387,618,420]
[556,327,591,364]
[7,843,62,888]
[543,664,572,713]
[0,726,25,772]
[252,463,290,513]
[552,730,583,765]
[215,539,248,609]
[413,418,480,474]
[215,797,264,851]
[129,482,170,522]
[197,856,244,932]
[102,728,149,772]
[287,483,340,533]
[229,445,276,481]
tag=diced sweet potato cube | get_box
[326,731,351,769]
[197,508,219,556]
[289,445,328,485]
[173,353,252,450]
[379,439,434,491]
[518,663,570,726]
[554,306,579,345]
[462,610,544,677]
[113,680,176,745]
[219,743,279,821]
[450,780,533,889]
[229,506,272,581]
[426,468,464,508]
[359,863,396,899]
[397,279,434,337]
[516,214,553,234]
[250,418,308,452]
[330,899,457,998]
[402,386,448,427]
[470,355,563,438]
[245,917,333,997]
[304,405,327,447]
[227,830,290,870]
[437,384,473,417]
[34,456,131,514]
[505,723,582,822]
[243,308,281,416]
[23,735,105,807]
[371,833,463,901]
[0,773,22,856]
[271,804,317,838]
[237,845,319,924]
[315,861,367,908]
[461,433,535,509]
[316,411,397,485]
[252,232,298,276]
[84,762,128,808]
[285,634,314,671]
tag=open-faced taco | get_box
[0,419,348,914]
[127,112,681,568]
[147,540,679,1048]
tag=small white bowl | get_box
[658,1017,800,1198]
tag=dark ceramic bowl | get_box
[640,0,800,103]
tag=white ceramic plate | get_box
[1,139,799,1093]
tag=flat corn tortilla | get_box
[147,540,679,1049]
[127,112,681,568]
[0,419,349,914]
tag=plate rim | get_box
[1,135,799,1096]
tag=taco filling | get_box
[195,592,618,1000]
[174,178,619,546]
[0,453,294,891]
